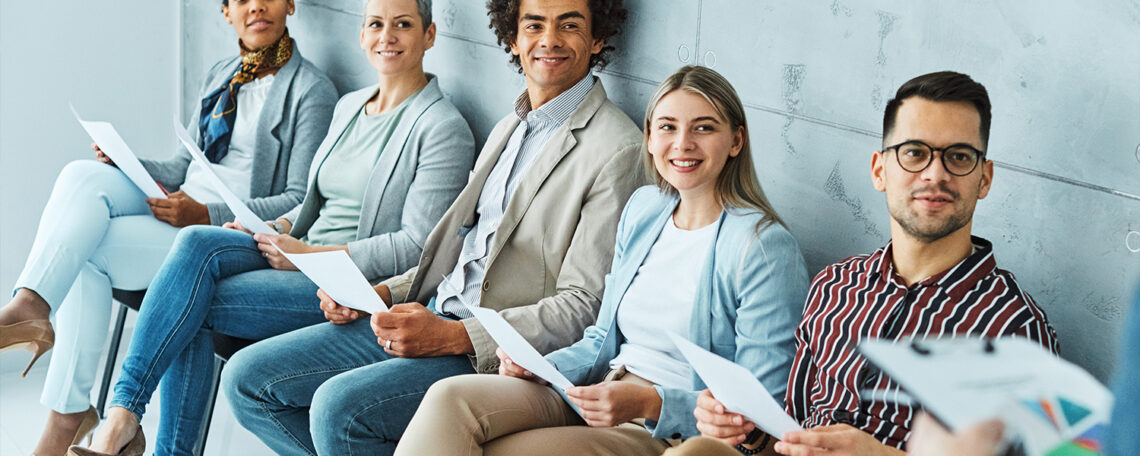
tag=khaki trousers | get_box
[662,436,749,456]
[395,368,675,455]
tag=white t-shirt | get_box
[180,74,274,203]
[609,214,718,389]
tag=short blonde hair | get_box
[642,65,785,230]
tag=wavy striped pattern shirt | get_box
[784,236,1058,449]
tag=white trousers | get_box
[14,160,180,413]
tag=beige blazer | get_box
[381,78,645,372]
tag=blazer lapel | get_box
[407,115,519,300]
[358,78,445,235]
[249,48,302,196]
[486,80,607,262]
[689,211,728,351]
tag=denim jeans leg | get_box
[152,267,327,455]
[224,319,390,456]
[109,226,269,418]
[309,353,477,455]
[154,329,214,456]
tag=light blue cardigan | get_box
[545,185,809,439]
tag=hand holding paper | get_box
[669,332,803,438]
[440,280,573,390]
[170,118,275,235]
[280,250,388,315]
[71,105,166,199]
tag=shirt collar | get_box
[872,236,997,296]
[512,74,595,125]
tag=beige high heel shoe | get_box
[0,319,54,376]
[67,424,145,456]
[71,406,100,446]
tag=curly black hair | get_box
[486,0,627,72]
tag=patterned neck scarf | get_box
[199,29,294,163]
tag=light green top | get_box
[303,99,410,246]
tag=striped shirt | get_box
[784,236,1058,449]
[437,75,595,318]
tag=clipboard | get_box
[859,337,1112,456]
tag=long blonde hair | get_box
[643,65,785,230]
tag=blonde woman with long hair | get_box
[394,65,809,455]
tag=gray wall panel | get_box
[182,0,1140,383]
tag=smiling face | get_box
[510,0,603,106]
[872,96,993,244]
[360,0,435,77]
[223,0,293,49]
[647,89,743,200]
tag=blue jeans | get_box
[223,313,477,456]
[109,226,328,456]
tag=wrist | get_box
[449,320,475,355]
[642,385,663,420]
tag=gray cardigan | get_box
[280,75,476,281]
[140,45,338,225]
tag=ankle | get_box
[1,289,51,324]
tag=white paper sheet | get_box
[464,306,574,391]
[170,118,275,235]
[859,338,1113,456]
[279,250,388,314]
[70,105,166,199]
[668,332,803,438]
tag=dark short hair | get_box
[882,71,992,147]
[485,0,627,72]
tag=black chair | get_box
[99,289,255,455]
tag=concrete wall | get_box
[0,0,179,365]
[180,0,1140,382]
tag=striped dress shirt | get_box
[436,75,595,318]
[784,236,1059,449]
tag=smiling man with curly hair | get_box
[218,0,645,454]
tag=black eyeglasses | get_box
[882,140,986,176]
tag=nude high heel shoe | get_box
[72,406,101,446]
[0,319,54,376]
[67,424,145,456]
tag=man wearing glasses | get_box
[679,71,1059,455]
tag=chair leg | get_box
[96,303,130,419]
[194,356,225,456]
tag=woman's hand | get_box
[566,381,662,427]
[496,347,548,384]
[252,233,307,270]
[318,288,361,324]
[693,389,756,446]
[92,142,116,167]
[147,191,209,227]
[223,218,253,234]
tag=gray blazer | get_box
[140,45,338,225]
[381,78,645,372]
[280,75,476,281]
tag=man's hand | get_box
[566,381,661,427]
[907,413,1003,456]
[371,303,473,357]
[776,424,905,456]
[693,389,756,446]
[147,191,209,227]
